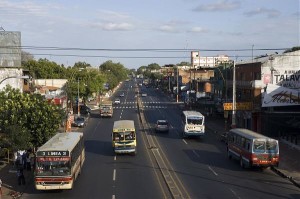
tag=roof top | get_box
[182,110,204,117]
[229,128,277,140]
[37,132,83,153]
[113,120,135,130]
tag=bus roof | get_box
[37,132,83,153]
[229,128,276,140]
[113,120,135,130]
[182,110,204,117]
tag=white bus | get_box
[227,128,279,169]
[112,120,137,155]
[35,132,85,190]
[181,111,205,138]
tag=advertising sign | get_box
[262,84,300,107]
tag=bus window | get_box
[113,133,122,141]
[125,131,135,140]
[266,141,278,153]
[187,118,203,125]
[253,140,265,153]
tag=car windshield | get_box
[158,121,168,125]
[76,117,85,122]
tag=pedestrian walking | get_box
[17,168,26,185]
[26,153,31,171]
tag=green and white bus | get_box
[112,120,137,155]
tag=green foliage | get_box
[22,58,67,79]
[284,46,300,53]
[0,86,64,150]
[99,60,129,89]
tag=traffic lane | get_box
[161,104,300,199]
[143,101,300,198]
[22,110,117,199]
[111,103,166,199]
[186,129,300,199]
[143,108,236,198]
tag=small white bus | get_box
[181,111,205,138]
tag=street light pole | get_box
[77,78,80,116]
[0,75,30,85]
[231,60,236,128]
[176,66,179,103]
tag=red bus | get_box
[227,128,279,169]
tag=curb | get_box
[271,167,300,189]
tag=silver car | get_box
[73,117,87,128]
[155,120,169,133]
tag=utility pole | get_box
[231,60,236,128]
[77,78,80,116]
[176,66,179,103]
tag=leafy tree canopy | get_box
[0,86,64,151]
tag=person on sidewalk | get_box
[17,168,26,185]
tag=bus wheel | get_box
[227,149,232,159]
[240,157,244,168]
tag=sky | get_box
[0,0,299,69]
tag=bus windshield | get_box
[253,140,265,153]
[113,131,135,141]
[187,117,203,125]
[266,140,278,153]
[36,158,71,176]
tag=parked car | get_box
[155,120,169,133]
[120,93,125,97]
[114,98,121,104]
[73,116,87,128]
[141,93,147,97]
[73,105,91,115]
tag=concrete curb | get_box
[271,167,300,189]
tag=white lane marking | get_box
[113,169,116,181]
[114,156,117,161]
[208,166,218,176]
[182,139,188,145]
[192,150,200,158]
[229,188,241,199]
[112,195,116,199]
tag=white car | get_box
[120,93,125,97]
[114,98,121,104]
[141,93,147,97]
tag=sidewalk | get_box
[0,162,33,199]
[204,114,300,189]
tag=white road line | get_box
[192,150,200,158]
[114,156,117,161]
[182,139,188,145]
[112,195,116,199]
[208,166,218,176]
[229,188,241,199]
[113,169,116,181]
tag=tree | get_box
[0,86,64,150]
[99,60,128,89]
[284,46,300,53]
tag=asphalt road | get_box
[21,79,300,199]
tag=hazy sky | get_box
[1,0,299,69]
